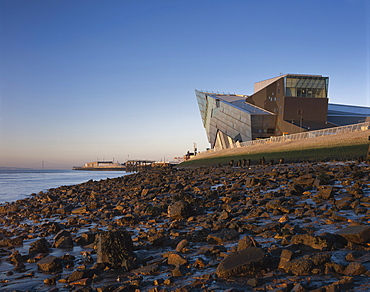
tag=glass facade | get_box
[284,75,328,98]
[195,90,276,148]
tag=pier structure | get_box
[125,160,155,172]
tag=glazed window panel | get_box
[284,76,328,98]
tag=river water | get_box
[0,169,130,204]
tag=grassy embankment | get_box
[179,130,370,168]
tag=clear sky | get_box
[1,0,369,169]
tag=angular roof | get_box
[207,93,274,116]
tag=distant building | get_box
[84,161,118,168]
[196,74,370,150]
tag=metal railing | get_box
[201,122,370,154]
[240,122,370,147]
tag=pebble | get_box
[0,162,369,291]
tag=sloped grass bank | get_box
[179,141,369,169]
[180,144,368,168]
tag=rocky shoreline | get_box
[0,162,370,291]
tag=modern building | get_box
[196,74,370,150]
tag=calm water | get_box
[0,169,130,204]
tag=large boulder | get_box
[207,229,239,245]
[283,253,331,275]
[54,230,73,248]
[290,234,334,250]
[343,262,367,275]
[216,247,269,277]
[0,236,23,247]
[37,255,62,272]
[168,200,192,220]
[167,252,188,266]
[29,238,50,256]
[96,230,137,270]
[237,236,260,251]
[335,225,370,244]
[315,186,335,199]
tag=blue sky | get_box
[1,0,369,169]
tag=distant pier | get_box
[73,160,173,172]
[125,160,155,172]
[73,160,126,171]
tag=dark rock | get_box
[56,206,72,214]
[70,277,92,287]
[290,234,334,251]
[6,250,25,264]
[216,247,269,277]
[292,176,315,186]
[54,229,70,241]
[0,236,23,247]
[322,277,355,291]
[283,253,331,275]
[335,225,370,244]
[167,252,188,266]
[288,184,304,196]
[72,205,88,214]
[345,251,363,261]
[68,270,87,283]
[247,278,261,287]
[331,212,348,222]
[0,205,20,213]
[278,249,294,269]
[316,186,335,199]
[67,269,96,283]
[115,214,139,226]
[44,274,61,285]
[237,236,259,251]
[207,229,239,244]
[37,255,62,272]
[343,262,367,275]
[168,200,192,220]
[325,262,345,274]
[291,283,306,292]
[172,265,188,277]
[148,234,167,246]
[265,198,283,210]
[131,264,159,275]
[76,233,96,246]
[175,239,189,252]
[29,238,50,256]
[14,262,26,272]
[47,222,63,233]
[336,197,353,210]
[245,177,259,187]
[96,230,137,270]
[55,234,73,248]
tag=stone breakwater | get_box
[0,163,369,292]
